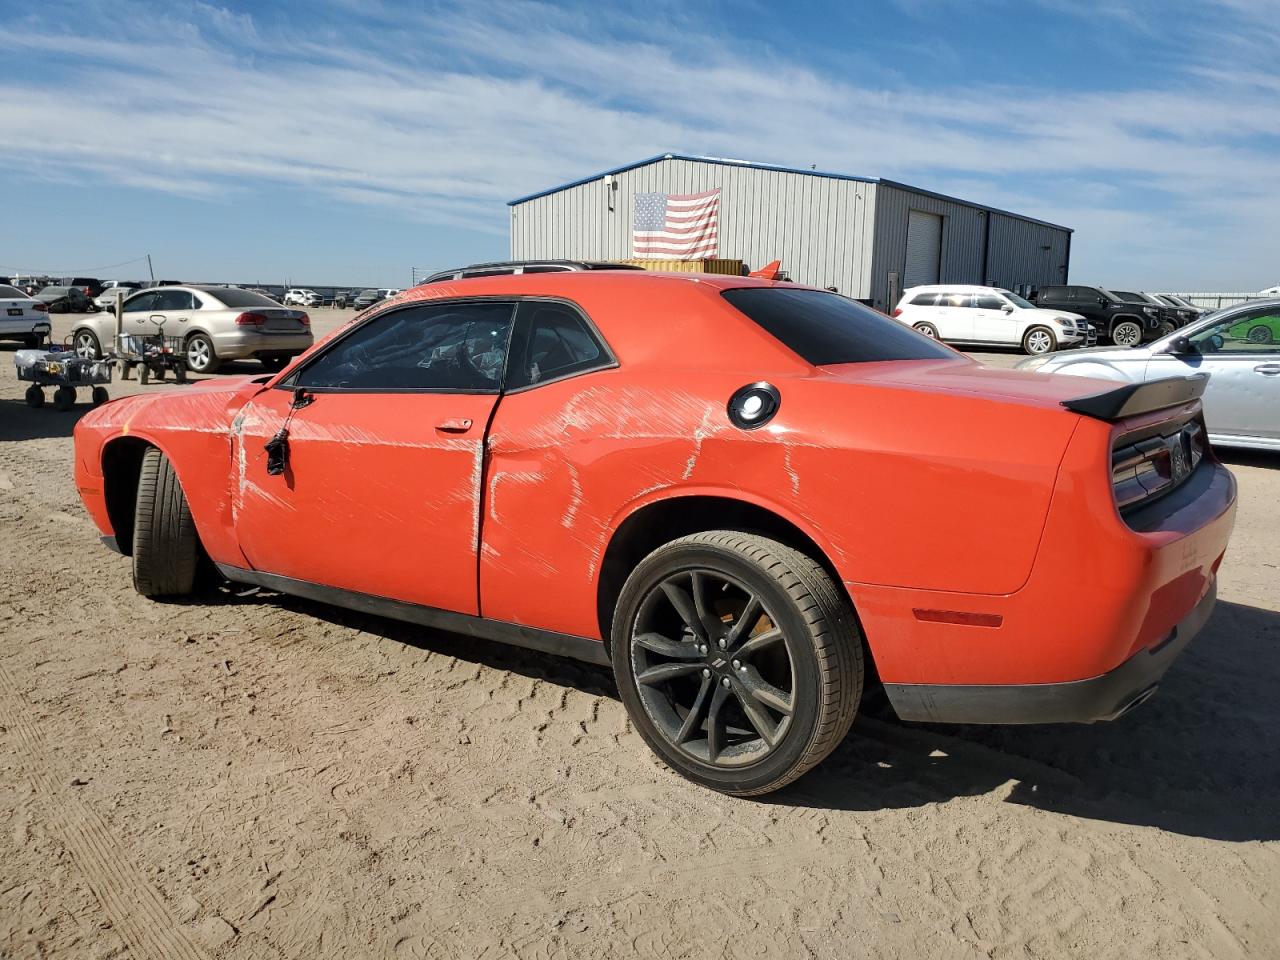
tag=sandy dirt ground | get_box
[2,312,1278,959]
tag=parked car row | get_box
[890,283,1212,354]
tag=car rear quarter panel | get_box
[479,365,1081,642]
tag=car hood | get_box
[820,358,1116,411]
[1031,308,1084,321]
[1036,344,1157,366]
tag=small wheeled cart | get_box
[118,325,188,385]
[15,346,115,410]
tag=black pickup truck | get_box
[1031,286,1165,347]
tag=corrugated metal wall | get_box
[985,213,1070,292]
[509,157,879,298]
[869,184,986,309]
[510,158,1072,309]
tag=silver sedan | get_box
[1017,299,1280,451]
[72,285,314,374]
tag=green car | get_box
[1227,312,1280,344]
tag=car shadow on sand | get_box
[774,599,1280,843]
[0,397,96,442]
[214,582,1279,843]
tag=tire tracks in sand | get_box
[0,663,211,960]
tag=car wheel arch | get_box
[100,433,199,556]
[594,492,866,655]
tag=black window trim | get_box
[276,294,617,396]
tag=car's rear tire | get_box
[912,322,940,339]
[185,333,219,374]
[1111,320,1142,347]
[74,329,101,359]
[132,447,199,598]
[611,531,863,796]
[1022,325,1057,355]
[1247,325,1274,344]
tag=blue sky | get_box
[3,0,1278,290]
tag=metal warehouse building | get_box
[509,153,1072,311]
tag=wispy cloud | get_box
[4,0,1278,287]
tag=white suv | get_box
[283,288,322,307]
[893,285,1094,354]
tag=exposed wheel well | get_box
[595,495,873,667]
[101,437,153,556]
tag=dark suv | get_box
[420,260,645,285]
[1108,291,1184,333]
[1031,286,1163,347]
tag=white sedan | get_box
[0,283,52,347]
[893,284,1095,354]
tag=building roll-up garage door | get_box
[904,210,943,287]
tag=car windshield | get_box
[723,287,957,365]
[1098,290,1124,302]
[0,284,28,298]
[203,288,283,308]
[1000,290,1036,309]
[38,286,69,296]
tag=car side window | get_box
[940,292,973,308]
[974,293,1005,310]
[1193,310,1280,355]
[294,301,516,392]
[505,301,613,390]
[123,292,159,313]
[152,290,193,311]
[909,292,938,306]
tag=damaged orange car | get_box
[73,273,1236,795]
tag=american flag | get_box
[632,188,720,259]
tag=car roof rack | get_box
[420,260,646,284]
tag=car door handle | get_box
[1254,364,1280,376]
[435,418,473,433]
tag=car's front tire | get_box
[74,329,102,359]
[611,531,862,796]
[185,332,219,374]
[1111,320,1142,347]
[1022,325,1057,355]
[132,447,199,598]
[1247,325,1274,345]
[912,322,940,339]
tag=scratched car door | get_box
[231,300,516,615]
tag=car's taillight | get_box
[32,302,48,313]
[892,307,903,318]
[235,311,267,326]
[1112,420,1206,511]
[298,312,310,327]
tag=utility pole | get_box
[146,254,155,283]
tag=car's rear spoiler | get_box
[1061,374,1208,421]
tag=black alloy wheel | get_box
[612,532,862,796]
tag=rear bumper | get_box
[884,579,1216,723]
[210,329,313,360]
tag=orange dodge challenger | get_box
[73,272,1236,795]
